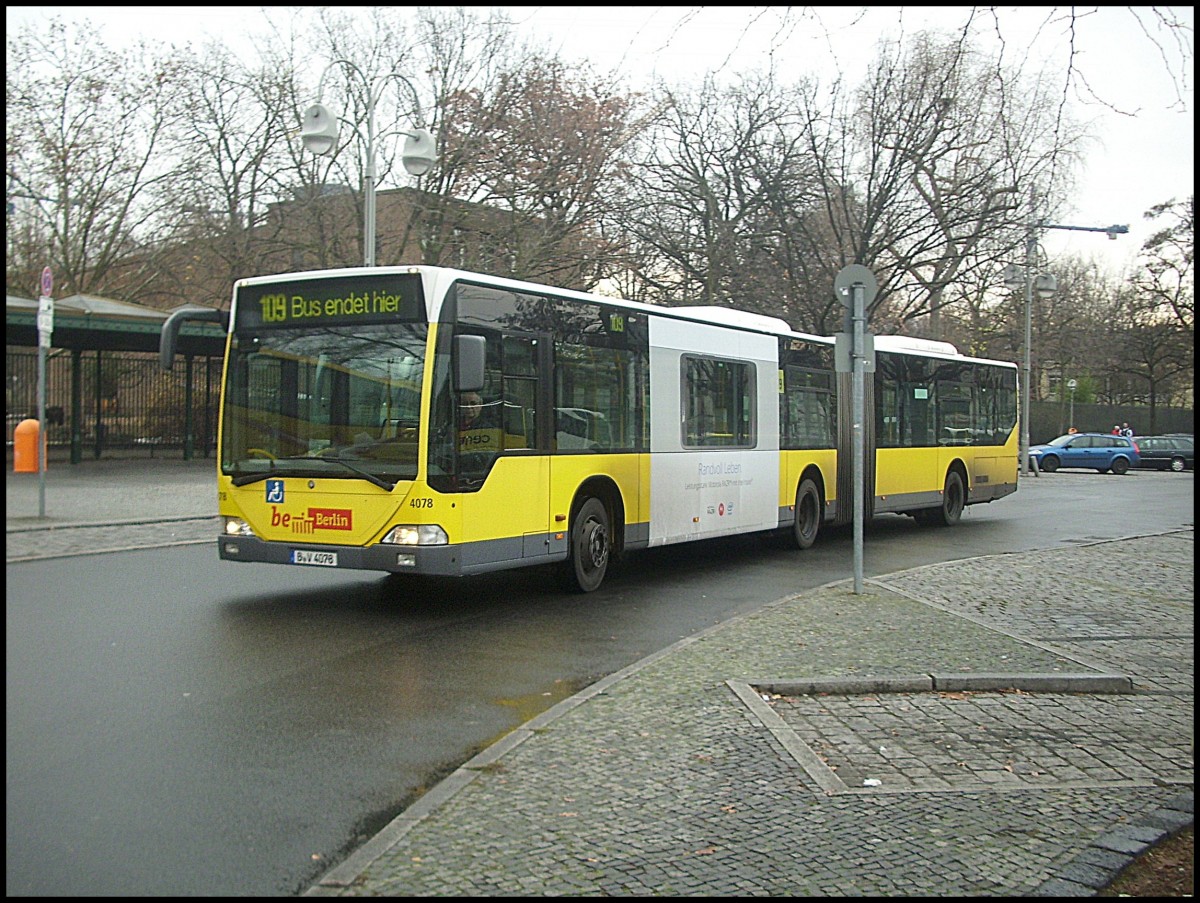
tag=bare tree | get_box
[1131,195,1195,335]
[435,56,638,288]
[132,36,307,309]
[824,27,1090,337]
[619,74,831,323]
[6,19,180,298]
[1106,282,1194,420]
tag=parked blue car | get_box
[1028,432,1140,474]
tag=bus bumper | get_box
[218,534,466,575]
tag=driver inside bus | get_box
[459,391,486,430]
[457,391,502,460]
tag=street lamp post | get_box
[299,60,437,266]
[1006,217,1128,475]
[1067,378,1077,431]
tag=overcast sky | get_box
[7,5,1194,272]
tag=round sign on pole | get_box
[834,264,877,307]
[40,266,53,298]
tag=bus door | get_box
[834,370,876,525]
[478,333,552,561]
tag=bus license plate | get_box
[292,550,338,567]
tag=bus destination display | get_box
[235,274,423,329]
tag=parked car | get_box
[1028,432,1140,474]
[1131,434,1194,472]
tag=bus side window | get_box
[500,335,539,450]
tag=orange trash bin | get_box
[13,418,44,473]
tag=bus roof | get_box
[231,264,1013,366]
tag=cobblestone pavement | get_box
[307,531,1192,897]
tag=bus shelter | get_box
[6,292,226,463]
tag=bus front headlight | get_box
[223,517,254,536]
[381,524,449,545]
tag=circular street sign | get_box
[834,264,877,308]
[40,266,53,297]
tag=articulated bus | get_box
[160,265,1019,592]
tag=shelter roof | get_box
[6,292,225,356]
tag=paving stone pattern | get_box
[313,531,1193,897]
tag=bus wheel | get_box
[564,497,610,593]
[791,478,821,549]
[924,470,965,527]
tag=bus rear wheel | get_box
[791,477,821,549]
[563,497,610,593]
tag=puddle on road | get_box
[486,677,593,746]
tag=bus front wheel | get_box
[563,497,610,593]
[791,477,821,549]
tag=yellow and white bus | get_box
[161,265,1019,592]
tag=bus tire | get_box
[921,469,965,527]
[791,477,821,549]
[563,496,610,593]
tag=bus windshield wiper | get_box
[311,454,396,491]
[281,454,395,491]
[230,455,395,490]
[231,470,276,487]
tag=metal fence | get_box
[6,347,221,462]
[1032,400,1194,444]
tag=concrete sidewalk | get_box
[6,455,217,525]
[6,456,218,561]
[6,458,1193,895]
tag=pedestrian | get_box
[1121,422,1134,438]
[1112,424,1122,435]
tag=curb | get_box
[6,514,218,534]
[753,672,1134,696]
[1029,792,1194,895]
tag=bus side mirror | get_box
[160,307,227,370]
[454,335,486,392]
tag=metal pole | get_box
[851,282,865,594]
[306,61,430,267]
[37,340,47,516]
[1018,220,1126,465]
[363,81,376,267]
[1021,226,1035,476]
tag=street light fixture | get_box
[299,59,437,266]
[1004,217,1128,475]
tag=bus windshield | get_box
[221,322,428,487]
